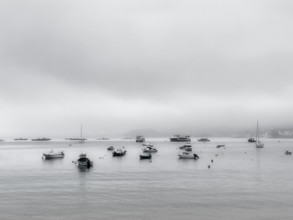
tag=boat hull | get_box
[140,154,152,159]
[43,154,64,159]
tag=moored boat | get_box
[142,146,158,153]
[178,152,199,159]
[77,154,93,167]
[136,136,145,143]
[179,143,192,150]
[113,148,127,157]
[43,150,64,159]
[140,153,152,159]
[248,137,256,143]
[216,144,225,148]
[107,146,114,151]
[32,138,51,141]
[285,151,292,155]
[14,138,28,141]
[198,138,210,142]
[170,135,191,142]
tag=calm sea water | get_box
[1,138,293,220]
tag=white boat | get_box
[113,148,127,157]
[178,152,199,159]
[43,150,64,159]
[142,146,158,153]
[142,142,153,147]
[77,154,93,167]
[255,121,264,148]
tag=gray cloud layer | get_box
[1,0,293,137]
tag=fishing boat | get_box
[142,146,158,153]
[170,135,191,142]
[77,154,93,167]
[178,152,199,159]
[43,150,64,159]
[139,153,152,159]
[255,121,264,148]
[136,136,145,143]
[113,148,127,157]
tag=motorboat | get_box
[43,150,64,159]
[77,154,93,167]
[248,138,256,143]
[198,138,210,142]
[113,148,127,157]
[107,146,114,151]
[179,143,192,150]
[285,151,292,155]
[142,142,153,147]
[216,144,225,148]
[140,153,152,159]
[143,146,158,153]
[136,136,145,143]
[178,152,199,159]
[170,135,191,142]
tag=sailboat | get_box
[255,121,264,148]
[79,124,85,143]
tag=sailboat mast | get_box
[81,124,83,140]
[256,121,259,142]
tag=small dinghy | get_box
[107,146,114,151]
[285,151,292,155]
[216,144,225,148]
[43,150,64,159]
[140,153,152,159]
[178,152,199,159]
[77,154,93,168]
[113,148,127,157]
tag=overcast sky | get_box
[1,0,293,138]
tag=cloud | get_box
[1,0,293,136]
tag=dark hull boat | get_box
[170,135,191,142]
[136,136,145,143]
[77,154,93,168]
[198,138,210,142]
[32,138,51,141]
[248,138,256,143]
[113,149,127,157]
[140,153,152,159]
[14,138,28,141]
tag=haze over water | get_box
[1,138,293,220]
